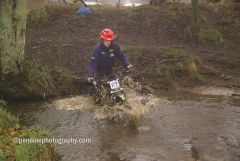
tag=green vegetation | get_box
[0,100,55,161]
[121,45,161,70]
[24,63,54,96]
[0,62,74,99]
[45,2,78,10]
[122,45,157,56]
[123,3,240,48]
[51,66,73,94]
[167,48,203,79]
[122,45,205,89]
[198,27,224,45]
[210,10,240,48]
[28,7,48,24]
[146,48,204,82]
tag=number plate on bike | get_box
[109,80,120,90]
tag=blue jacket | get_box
[86,42,130,77]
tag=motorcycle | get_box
[89,67,133,106]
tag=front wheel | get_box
[113,91,126,105]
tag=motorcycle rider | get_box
[86,28,133,82]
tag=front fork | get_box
[90,81,126,105]
[111,90,126,105]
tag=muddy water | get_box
[9,91,240,161]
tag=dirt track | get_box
[25,5,240,90]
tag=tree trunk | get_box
[0,0,27,75]
[192,0,198,23]
[117,0,121,9]
[191,0,199,40]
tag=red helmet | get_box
[100,28,115,41]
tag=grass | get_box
[147,48,205,84]
[28,7,48,24]
[122,3,239,48]
[27,2,239,48]
[162,48,204,82]
[198,27,224,45]
[51,66,74,94]
[209,10,240,48]
[122,45,205,88]
[45,2,79,10]
[122,45,157,55]
[24,63,54,96]
[0,103,19,130]
[0,100,55,161]
[0,62,74,99]
[23,62,74,97]
[0,100,7,108]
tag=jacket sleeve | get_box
[86,51,98,77]
[114,44,130,66]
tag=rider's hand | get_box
[87,77,94,83]
[126,64,133,72]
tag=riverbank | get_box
[0,100,59,161]
[1,2,239,100]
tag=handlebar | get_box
[113,66,126,70]
[91,67,134,83]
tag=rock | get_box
[219,74,225,78]
[32,46,40,49]
[202,66,218,75]
[219,74,233,80]
[99,19,106,22]
[62,44,72,47]
[138,126,150,132]
[40,37,47,42]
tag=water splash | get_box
[49,77,169,125]
[94,88,162,122]
[93,76,165,124]
[52,96,95,111]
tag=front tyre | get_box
[114,91,126,105]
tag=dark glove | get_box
[126,64,133,72]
